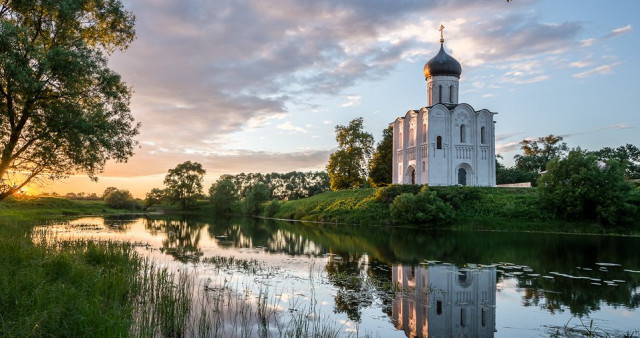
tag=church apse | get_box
[392,263,497,337]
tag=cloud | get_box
[496,141,520,153]
[605,24,633,39]
[495,132,524,142]
[102,146,331,177]
[277,121,308,133]
[561,123,633,138]
[572,62,621,78]
[569,59,593,68]
[578,24,631,50]
[580,38,596,47]
[341,95,361,107]
[101,0,604,177]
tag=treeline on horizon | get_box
[215,171,330,201]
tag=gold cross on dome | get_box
[439,25,445,43]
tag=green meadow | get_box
[272,186,640,236]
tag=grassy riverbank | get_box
[0,197,194,337]
[0,195,139,222]
[0,197,356,337]
[271,186,640,235]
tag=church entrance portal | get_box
[458,168,467,186]
[408,167,416,184]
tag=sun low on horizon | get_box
[26,0,639,199]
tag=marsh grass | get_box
[548,316,640,337]
[2,220,359,337]
[1,225,140,336]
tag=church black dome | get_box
[423,44,462,79]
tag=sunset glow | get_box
[35,0,640,198]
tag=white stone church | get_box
[391,30,496,186]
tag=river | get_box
[36,214,640,337]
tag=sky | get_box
[42,0,640,198]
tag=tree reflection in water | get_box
[133,215,639,327]
[144,217,205,262]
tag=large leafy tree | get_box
[591,144,640,180]
[514,134,568,173]
[209,178,237,213]
[538,149,636,226]
[327,117,374,190]
[242,182,270,215]
[0,0,138,200]
[368,126,393,187]
[164,161,206,210]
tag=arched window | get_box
[460,308,467,327]
[436,135,442,149]
[422,124,427,143]
[449,85,454,103]
[409,127,415,146]
[481,126,486,144]
[438,85,443,103]
[460,124,466,143]
[436,300,442,315]
[458,168,467,186]
[422,161,425,172]
[482,308,487,327]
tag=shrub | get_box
[209,179,238,213]
[390,186,453,226]
[104,189,138,210]
[431,186,483,210]
[375,184,422,204]
[538,149,636,226]
[242,183,271,215]
[263,199,281,217]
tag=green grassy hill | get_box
[271,186,626,234]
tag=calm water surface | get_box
[38,215,640,337]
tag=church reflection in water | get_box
[392,264,496,338]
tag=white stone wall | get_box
[392,103,496,186]
[427,75,460,105]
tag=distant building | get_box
[391,28,496,186]
[392,264,497,337]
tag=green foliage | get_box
[0,0,138,201]
[496,158,539,185]
[327,117,374,190]
[103,188,138,209]
[215,171,329,201]
[538,149,637,226]
[209,179,238,213]
[273,188,388,225]
[143,188,165,210]
[368,126,393,187]
[374,184,422,203]
[514,134,568,173]
[591,144,640,179]
[164,161,206,210]
[242,183,271,215]
[430,186,482,210]
[264,199,281,217]
[390,187,454,226]
[0,224,140,336]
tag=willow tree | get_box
[0,0,138,200]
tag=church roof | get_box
[423,44,462,79]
